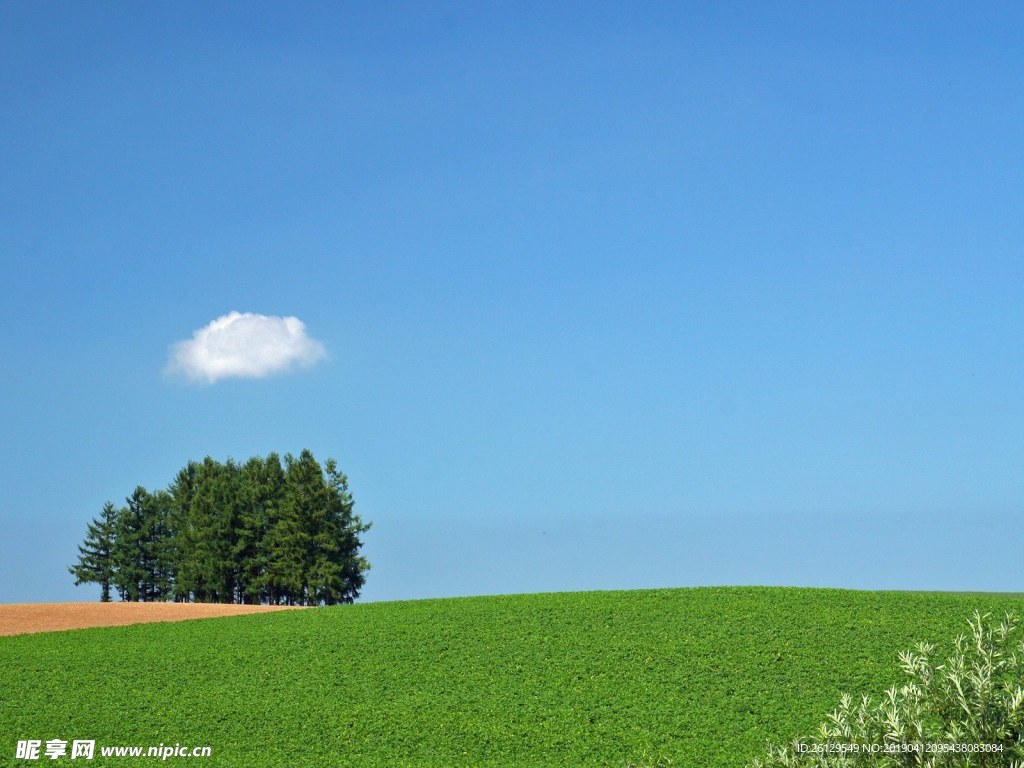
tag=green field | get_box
[4,587,1024,767]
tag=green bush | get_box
[749,611,1024,767]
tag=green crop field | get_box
[4,587,1024,767]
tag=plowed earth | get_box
[0,602,300,636]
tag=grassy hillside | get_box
[3,587,1024,767]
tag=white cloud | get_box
[166,311,326,384]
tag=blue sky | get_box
[2,2,1022,604]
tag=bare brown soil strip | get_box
[0,602,302,637]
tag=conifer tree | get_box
[286,450,328,605]
[236,455,281,603]
[111,490,145,601]
[321,458,371,604]
[68,501,119,602]
[140,489,175,601]
[260,454,311,605]
[167,462,198,602]
[180,458,238,602]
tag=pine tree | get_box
[179,458,238,602]
[167,462,198,602]
[320,458,371,604]
[238,454,286,604]
[255,452,306,605]
[287,450,329,605]
[111,492,144,601]
[68,501,119,602]
[262,493,307,605]
[139,489,175,601]
[105,487,171,601]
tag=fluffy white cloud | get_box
[166,311,327,384]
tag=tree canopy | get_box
[69,451,370,605]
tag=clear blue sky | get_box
[2,2,1022,604]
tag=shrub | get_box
[749,611,1024,767]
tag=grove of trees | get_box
[69,450,371,606]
